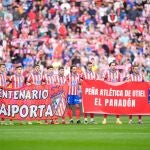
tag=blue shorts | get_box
[68,95,81,105]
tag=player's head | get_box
[34,63,40,73]
[70,65,77,74]
[16,65,22,75]
[109,61,117,71]
[47,65,53,74]
[132,64,139,74]
[87,61,93,71]
[0,63,6,73]
[58,66,64,76]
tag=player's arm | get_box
[53,75,58,85]
[96,72,101,80]
[6,75,13,87]
[22,76,26,87]
[79,72,85,84]
[42,74,46,85]
[102,71,107,81]
[142,74,145,82]
[26,74,32,85]
[125,74,131,82]
[6,75,11,84]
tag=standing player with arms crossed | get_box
[102,61,122,125]
[9,65,25,125]
[42,65,58,124]
[26,63,43,124]
[82,61,99,124]
[126,64,145,124]
[67,65,82,124]
[55,66,67,124]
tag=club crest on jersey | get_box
[36,81,41,85]
[72,80,77,86]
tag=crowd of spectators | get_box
[0,0,149,81]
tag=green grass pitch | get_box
[0,116,150,150]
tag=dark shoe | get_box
[84,120,88,124]
[77,120,81,124]
[70,119,74,124]
[138,120,143,124]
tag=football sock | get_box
[76,108,80,120]
[67,108,72,119]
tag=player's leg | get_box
[1,118,8,125]
[68,105,73,123]
[62,106,68,124]
[83,113,88,124]
[84,113,95,124]
[138,115,143,124]
[50,115,59,125]
[129,115,133,124]
[116,115,122,124]
[44,119,49,125]
[67,95,74,123]
[9,119,14,125]
[62,116,66,124]
[75,104,81,124]
[74,95,81,124]
[102,114,108,124]
[37,120,43,124]
[90,113,96,124]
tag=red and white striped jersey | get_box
[0,73,7,87]
[120,70,128,81]
[10,74,25,88]
[55,75,67,85]
[67,73,81,95]
[42,73,56,85]
[127,73,144,82]
[27,73,43,85]
[53,95,66,117]
[82,70,99,80]
[103,69,121,82]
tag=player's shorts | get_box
[67,95,81,105]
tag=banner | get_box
[82,80,150,115]
[0,85,68,120]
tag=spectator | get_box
[0,0,149,83]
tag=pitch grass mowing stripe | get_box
[0,116,150,150]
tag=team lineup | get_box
[0,61,146,125]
